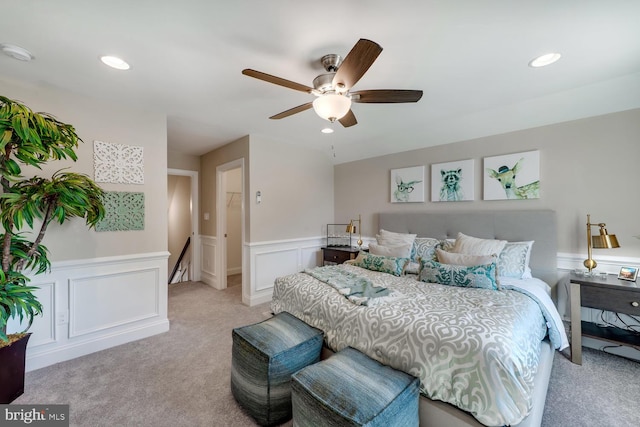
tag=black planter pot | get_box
[0,333,31,403]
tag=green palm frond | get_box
[0,95,104,342]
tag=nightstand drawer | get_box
[581,285,640,316]
[323,248,355,264]
[321,247,363,266]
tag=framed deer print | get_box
[391,166,425,203]
[483,150,540,200]
[431,159,474,202]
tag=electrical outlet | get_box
[56,311,68,325]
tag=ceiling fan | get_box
[242,39,423,127]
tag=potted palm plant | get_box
[0,95,105,403]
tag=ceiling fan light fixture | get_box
[312,94,351,122]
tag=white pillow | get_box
[376,229,417,248]
[452,232,507,256]
[436,248,497,267]
[369,242,413,258]
[376,229,417,244]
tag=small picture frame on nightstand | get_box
[618,266,638,281]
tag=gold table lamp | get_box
[346,214,363,248]
[583,214,619,272]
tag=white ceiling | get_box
[2,1,639,164]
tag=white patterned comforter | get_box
[270,264,568,427]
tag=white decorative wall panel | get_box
[7,252,169,372]
[301,246,322,270]
[7,281,56,347]
[93,140,144,184]
[254,249,299,292]
[69,268,159,338]
[200,235,217,288]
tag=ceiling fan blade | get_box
[332,39,382,91]
[339,109,357,127]
[351,89,423,103]
[269,102,313,120]
[242,69,314,93]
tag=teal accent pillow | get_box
[497,241,534,278]
[352,252,409,277]
[419,259,499,290]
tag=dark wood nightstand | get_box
[569,272,640,364]
[321,247,363,266]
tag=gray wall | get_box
[249,135,334,242]
[1,77,168,261]
[334,109,640,258]
[168,150,200,172]
[199,134,334,244]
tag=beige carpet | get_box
[13,281,639,426]
[14,281,274,426]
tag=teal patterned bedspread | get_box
[271,263,568,427]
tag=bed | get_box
[271,210,568,427]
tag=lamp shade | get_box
[592,232,620,249]
[312,94,351,122]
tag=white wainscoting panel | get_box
[6,252,170,372]
[23,281,56,347]
[69,268,159,338]
[254,249,299,292]
[200,235,217,288]
[246,236,324,306]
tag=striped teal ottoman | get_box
[291,347,420,427]
[231,311,324,426]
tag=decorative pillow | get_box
[404,261,421,275]
[377,230,418,260]
[452,232,507,256]
[352,251,409,277]
[497,241,534,278]
[369,242,412,258]
[436,248,497,267]
[439,238,456,252]
[411,237,441,263]
[419,259,499,290]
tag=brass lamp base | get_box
[583,258,597,272]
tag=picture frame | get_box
[430,159,474,202]
[483,150,540,200]
[390,166,425,203]
[618,266,638,282]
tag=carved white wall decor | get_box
[94,140,144,184]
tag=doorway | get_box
[216,159,244,290]
[167,168,200,283]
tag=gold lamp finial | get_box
[583,214,619,273]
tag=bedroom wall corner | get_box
[1,76,170,370]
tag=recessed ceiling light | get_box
[529,53,561,68]
[1,43,34,61]
[100,55,130,70]
[321,127,334,134]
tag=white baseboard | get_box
[227,266,242,276]
[25,319,170,371]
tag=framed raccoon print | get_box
[431,159,474,202]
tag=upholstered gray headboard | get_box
[378,210,558,287]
